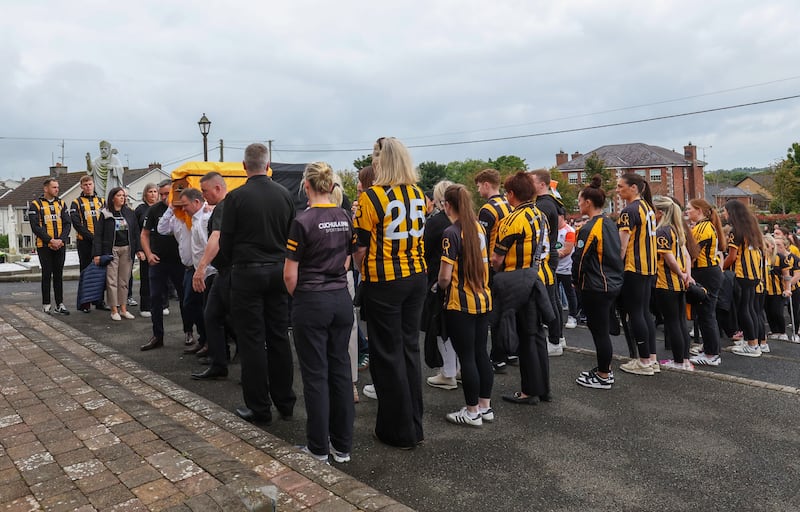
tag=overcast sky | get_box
[2,0,799,181]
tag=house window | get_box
[568,173,579,185]
[650,169,661,182]
[635,170,646,177]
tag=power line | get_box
[274,93,800,153]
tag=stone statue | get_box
[86,140,125,199]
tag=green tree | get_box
[0,234,8,249]
[353,154,372,170]
[584,152,615,196]
[417,161,448,191]
[337,170,359,203]
[770,142,800,213]
[487,155,527,174]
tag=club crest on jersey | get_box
[577,239,585,249]
[618,212,630,226]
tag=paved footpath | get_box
[0,303,411,512]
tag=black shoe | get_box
[140,336,164,351]
[96,302,112,311]
[191,367,228,380]
[235,407,272,425]
[195,346,209,357]
[539,393,554,402]
[197,356,211,366]
[277,410,293,421]
[79,304,91,313]
[506,355,519,366]
[183,345,201,355]
[502,392,539,405]
[492,361,507,374]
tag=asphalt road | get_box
[5,279,800,511]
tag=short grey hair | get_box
[244,143,270,174]
[179,188,203,203]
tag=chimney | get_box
[555,150,568,166]
[571,151,582,160]
[49,163,67,177]
[683,142,697,163]
[148,162,162,171]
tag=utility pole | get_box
[268,140,273,165]
[219,139,224,162]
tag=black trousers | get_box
[620,272,656,358]
[231,264,295,419]
[148,260,185,339]
[204,270,231,369]
[582,289,619,373]
[37,246,65,305]
[183,268,206,345]
[693,266,722,356]
[756,292,766,342]
[655,289,690,363]
[545,260,562,344]
[557,272,578,317]
[292,287,354,456]
[516,303,550,398]
[363,273,426,448]
[446,310,492,407]
[765,295,786,334]
[76,239,92,271]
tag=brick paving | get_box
[0,304,413,511]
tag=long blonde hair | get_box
[653,196,686,246]
[373,137,418,186]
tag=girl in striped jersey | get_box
[616,173,658,376]
[652,197,695,370]
[724,200,765,357]
[763,235,792,342]
[686,198,726,366]
[438,184,493,427]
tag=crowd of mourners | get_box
[27,137,800,464]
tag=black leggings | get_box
[582,289,619,373]
[620,272,656,358]
[764,295,786,334]
[693,266,722,355]
[654,289,690,363]
[736,278,759,341]
[445,310,492,406]
[755,292,766,342]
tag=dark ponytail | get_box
[620,173,653,209]
[579,174,606,209]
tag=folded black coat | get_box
[492,268,555,356]
[421,289,445,369]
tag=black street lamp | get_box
[198,113,211,161]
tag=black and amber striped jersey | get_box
[787,252,800,291]
[537,231,555,285]
[692,220,720,269]
[70,194,104,241]
[727,230,763,282]
[494,201,546,272]
[617,199,657,275]
[354,185,427,282]
[441,221,492,314]
[28,196,71,249]
[478,194,511,257]
[572,214,624,293]
[764,254,792,296]
[655,225,685,291]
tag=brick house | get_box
[555,142,706,211]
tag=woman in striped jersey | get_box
[763,235,792,342]
[353,137,427,449]
[652,196,695,370]
[724,200,765,357]
[616,173,658,376]
[438,184,493,426]
[686,198,727,366]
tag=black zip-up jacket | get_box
[92,206,141,260]
[572,214,624,293]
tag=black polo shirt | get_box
[220,175,295,266]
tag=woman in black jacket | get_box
[573,176,624,389]
[93,187,143,321]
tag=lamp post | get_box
[198,113,211,162]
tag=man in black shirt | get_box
[531,170,566,355]
[140,179,186,351]
[220,143,296,424]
